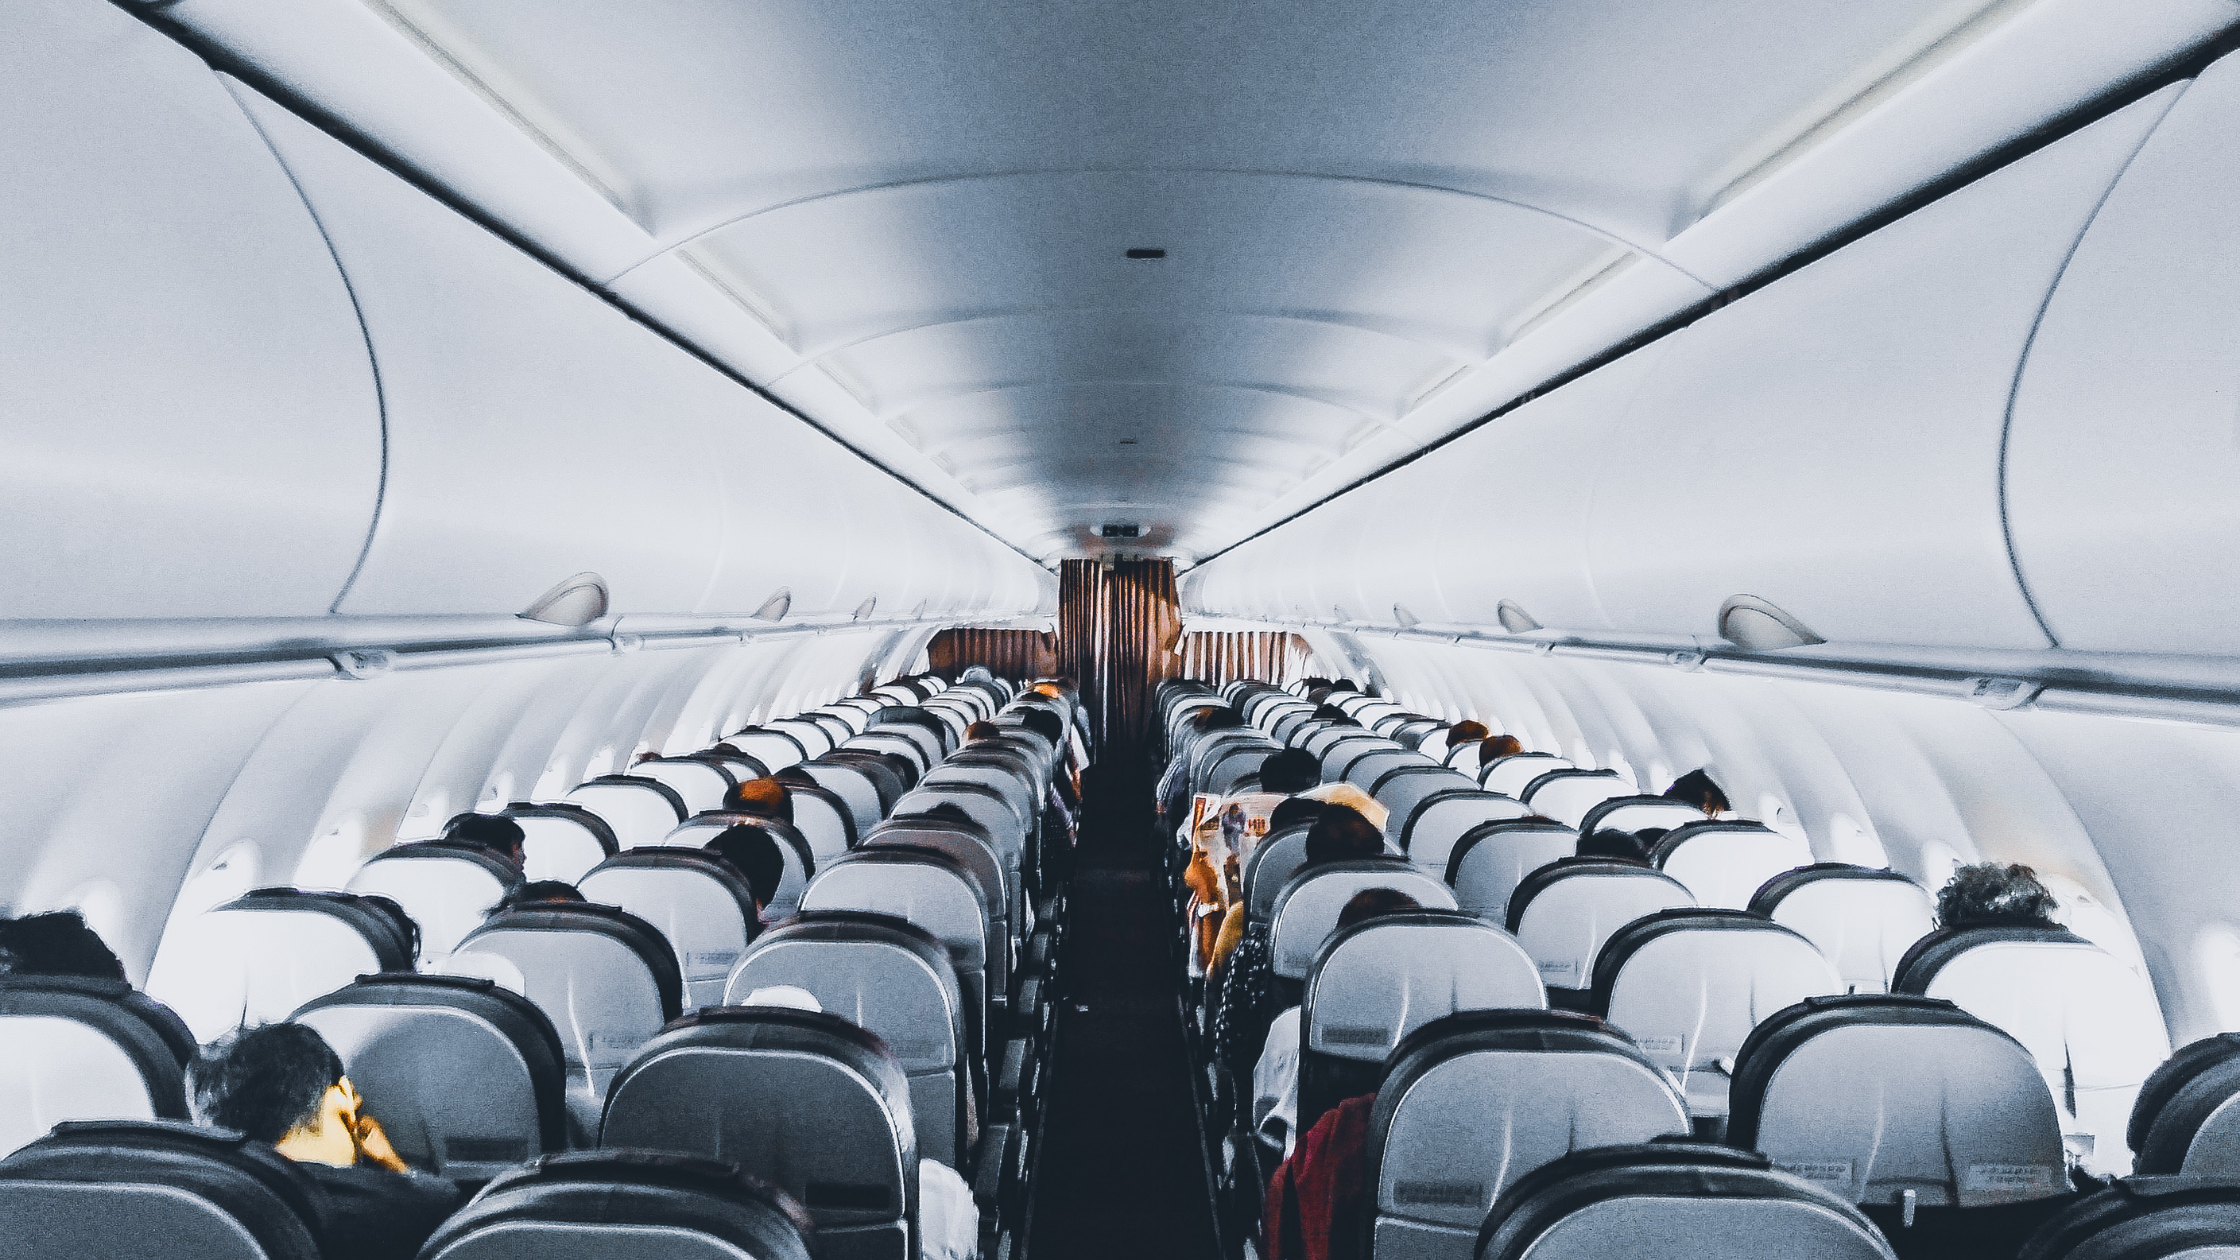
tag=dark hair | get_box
[1478,734,1525,767]
[922,802,977,828]
[1328,680,1359,694]
[188,1023,345,1143]
[966,721,1002,742]
[1020,709,1065,747]
[1337,888,1421,931]
[706,825,786,907]
[1304,806,1384,864]
[1192,707,1245,733]
[1577,829,1650,862]
[1446,721,1489,746]
[445,814,527,863]
[1664,769,1731,815]
[1311,704,1350,723]
[499,880,585,911]
[0,911,126,981]
[1936,862,2061,929]
[1260,749,1320,795]
[355,893,421,962]
[729,777,793,824]
[1269,797,1326,831]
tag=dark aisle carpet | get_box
[1025,767,1222,1260]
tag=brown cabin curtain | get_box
[1057,558,1181,767]
[1173,630,1312,689]
[926,628,1057,682]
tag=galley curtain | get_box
[926,628,1056,682]
[1057,558,1182,767]
[1173,631,1312,689]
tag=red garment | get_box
[1263,1093,1375,1260]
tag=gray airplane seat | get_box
[1731,994,2073,1256]
[1396,789,1527,874]
[788,760,888,837]
[0,975,194,1158]
[767,771,860,860]
[724,911,969,1168]
[856,728,934,776]
[1576,795,1716,838]
[769,716,839,758]
[1588,909,1843,1123]
[1505,859,1695,1010]
[1446,820,1580,921]
[1478,752,1572,796]
[453,903,683,1138]
[630,757,738,816]
[1518,769,1634,828]
[291,972,568,1181]
[1243,823,1315,925]
[865,817,1014,977]
[1268,859,1457,1007]
[564,776,690,851]
[833,744,922,794]
[599,1007,917,1260]
[1650,819,1815,909]
[657,814,815,915]
[346,839,523,965]
[922,761,1038,839]
[1895,925,2172,1177]
[2015,1177,2240,1260]
[1366,1011,1690,1260]
[1296,911,1543,1135]
[875,706,953,759]
[893,783,1023,873]
[799,849,992,1067]
[1474,1142,1897,1260]
[145,888,417,1042]
[725,727,810,772]
[1373,767,1482,845]
[0,1119,325,1260]
[2129,1033,2240,1178]
[579,850,763,1009]
[1749,864,1937,994]
[699,747,774,792]
[502,802,620,883]
[1206,743,1278,797]
[423,1149,814,1260]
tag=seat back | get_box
[1336,747,1423,790]
[146,889,415,1041]
[1895,926,2173,1175]
[454,904,682,1131]
[600,1008,915,1260]
[768,718,837,759]
[826,749,915,804]
[631,758,737,815]
[727,912,968,1168]
[768,776,857,862]
[0,977,193,1158]
[800,851,991,1063]
[2131,1033,2240,1177]
[1267,860,1457,992]
[1367,1011,1689,1260]
[1475,1143,1896,1260]
[1243,825,1315,924]
[580,851,763,1008]
[1399,791,1529,874]
[565,777,690,851]
[1446,821,1578,921]
[1480,753,1572,797]
[292,972,568,1179]
[921,764,1035,835]
[1206,743,1276,796]
[895,785,1022,868]
[1729,994,2066,1208]
[1505,861,1696,998]
[656,814,816,914]
[1298,913,1543,1131]
[2015,1176,2240,1260]
[1590,909,1843,1118]
[1749,865,1936,994]
[864,820,1010,978]
[1519,769,1633,827]
[1575,795,1713,838]
[1652,820,1815,908]
[0,1120,323,1260]
[420,1150,813,1260]
[726,728,808,771]
[865,722,941,771]
[346,840,521,965]
[504,803,620,883]
[794,760,889,835]
[847,732,930,777]
[1317,733,1393,780]
[1373,768,1481,847]
[699,748,773,790]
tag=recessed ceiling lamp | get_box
[1717,594,1825,650]
[1496,600,1541,634]
[1125,248,1167,259]
[520,572,610,626]
[753,587,792,622]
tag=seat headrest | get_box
[1481,753,1572,797]
[1505,858,1689,933]
[1268,859,1458,980]
[424,1149,814,1260]
[1303,912,1544,1060]
[2015,1175,2240,1260]
[1518,769,1633,827]
[1646,820,1814,908]
[800,850,988,970]
[1243,826,1314,921]
[0,976,196,1158]
[1587,908,1812,1008]
[1575,795,1712,837]
[0,1119,324,1260]
[2129,1033,2240,1175]
[232,888,418,969]
[566,776,690,849]
[584,848,763,930]
[1396,790,1527,865]
[728,914,963,1071]
[1891,923,2090,993]
[469,904,684,1022]
[1446,818,1577,883]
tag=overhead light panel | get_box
[1496,600,1541,634]
[1717,594,1825,650]
[753,587,793,622]
[520,572,610,626]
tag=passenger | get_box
[1260,748,1321,796]
[1663,768,1731,816]
[1269,797,1326,832]
[728,776,794,824]
[1444,720,1489,752]
[0,909,127,981]
[495,880,585,911]
[1263,1092,1376,1260]
[1310,704,1358,726]
[965,720,1004,742]
[1251,888,1424,1155]
[704,823,787,919]
[1301,804,1385,865]
[1159,707,1245,834]
[442,813,527,868]
[1477,733,1524,767]
[1936,861,2062,929]
[1298,785,1389,837]
[1576,828,1651,863]
[960,665,996,685]
[187,1023,463,1260]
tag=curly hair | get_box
[188,1023,345,1143]
[1936,862,2062,929]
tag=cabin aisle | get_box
[1026,768,1222,1260]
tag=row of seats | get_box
[1,670,1078,1260]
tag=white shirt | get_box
[1253,1006,1303,1157]
[918,1157,981,1260]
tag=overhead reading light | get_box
[520,572,610,626]
[1101,523,1140,538]
[1393,603,1420,629]
[1124,248,1166,260]
[1496,600,1542,634]
[853,595,877,621]
[753,587,792,622]
[1717,594,1825,650]
[330,648,396,680]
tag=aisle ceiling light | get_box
[519,572,610,626]
[1496,600,1542,634]
[1717,594,1825,650]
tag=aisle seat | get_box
[292,972,568,1180]
[564,776,689,851]
[503,802,621,882]
[1242,824,1316,924]
[923,764,1037,835]
[1519,769,1633,828]
[1446,821,1578,922]
[1480,752,1573,797]
[1652,820,1815,909]
[655,814,815,914]
[1206,743,1276,796]
[599,1008,916,1260]
[1267,859,1455,1006]
[579,850,763,1008]
[419,1150,814,1260]
[866,722,942,771]
[1372,767,1481,846]
[1317,733,1394,780]
[1589,909,1843,1120]
[1367,1011,1689,1260]
[346,839,521,965]
[829,747,919,799]
[800,850,993,1066]
[1575,795,1712,837]
[630,757,737,815]
[1505,860,1694,1004]
[2130,1033,2240,1177]
[146,888,416,1041]
[1749,864,1936,994]
[863,823,1012,981]
[1398,791,1529,874]
[0,976,194,1158]
[0,1120,324,1260]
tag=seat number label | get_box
[1966,1164,2056,1195]
[1537,959,1579,982]
[1636,1035,1684,1056]
[1777,1160,1853,1186]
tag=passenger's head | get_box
[1446,721,1489,747]
[444,813,526,866]
[1577,829,1650,862]
[966,721,1003,742]
[1478,734,1525,767]
[1936,862,2061,930]
[187,1022,347,1146]
[922,802,977,828]
[1311,704,1358,725]
[1337,888,1422,931]
[498,880,585,911]
[961,665,995,684]
[1192,707,1245,733]
[1269,797,1326,832]
[1030,682,1063,700]
[1259,749,1320,795]
[1304,806,1385,865]
[1664,769,1731,816]
[0,911,126,982]
[1329,680,1359,694]
[1020,709,1064,748]
[729,776,793,823]
[706,825,786,908]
